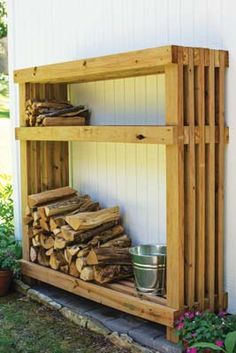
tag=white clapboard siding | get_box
[70,75,166,245]
[8,0,236,312]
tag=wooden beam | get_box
[15,126,176,145]
[14,46,228,84]
[21,260,178,327]
[165,55,185,341]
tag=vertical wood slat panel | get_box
[215,52,225,309]
[165,47,184,341]
[206,51,216,310]
[195,49,206,310]
[185,48,196,308]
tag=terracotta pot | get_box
[0,269,13,296]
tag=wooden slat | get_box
[19,84,29,261]
[185,48,196,308]
[195,49,206,310]
[216,52,225,309]
[165,47,184,341]
[21,260,177,327]
[15,126,177,145]
[206,51,216,310]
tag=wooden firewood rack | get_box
[14,45,229,341]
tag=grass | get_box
[0,75,9,118]
[0,292,130,353]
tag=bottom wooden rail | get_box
[21,260,179,328]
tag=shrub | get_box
[0,234,22,274]
[0,174,14,237]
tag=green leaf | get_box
[225,332,236,353]
[192,342,225,352]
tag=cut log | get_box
[77,248,91,258]
[24,216,33,225]
[80,266,94,281]
[39,219,50,232]
[50,215,66,230]
[44,195,89,217]
[33,211,40,222]
[37,249,49,267]
[66,207,120,231]
[88,225,124,247]
[64,245,81,264]
[30,246,38,262]
[87,248,131,266]
[100,235,131,248]
[52,228,61,236]
[32,227,43,236]
[76,257,87,273]
[49,251,67,270]
[60,265,69,274]
[25,205,31,216]
[69,262,80,277]
[32,235,40,247]
[40,234,55,249]
[28,186,77,208]
[39,105,85,117]
[38,207,48,221]
[94,265,133,284]
[45,248,54,256]
[42,117,86,126]
[54,237,67,250]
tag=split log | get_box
[52,228,61,236]
[42,117,86,126]
[100,235,131,248]
[32,235,40,247]
[49,215,66,230]
[30,246,38,262]
[32,227,43,236]
[94,265,133,284]
[39,105,85,118]
[61,220,118,243]
[80,266,94,281]
[54,237,67,250]
[69,262,80,277]
[64,245,81,264]
[44,195,86,217]
[76,257,87,273]
[24,216,33,225]
[60,265,69,274]
[49,251,67,270]
[88,225,124,247]
[39,234,55,250]
[77,248,91,258]
[28,186,77,208]
[87,248,131,266]
[65,206,120,231]
[33,211,40,222]
[45,248,54,256]
[39,219,50,232]
[37,249,49,267]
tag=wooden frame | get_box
[14,45,229,342]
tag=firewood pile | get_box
[25,187,133,284]
[25,100,90,127]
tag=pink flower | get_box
[218,311,227,318]
[179,314,185,321]
[184,311,195,319]
[195,311,201,317]
[176,322,184,330]
[216,340,224,347]
[186,348,197,353]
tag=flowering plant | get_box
[175,310,236,352]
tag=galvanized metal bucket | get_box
[129,244,166,296]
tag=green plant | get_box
[0,0,7,39]
[0,235,21,274]
[0,175,14,237]
[176,310,236,352]
[191,331,236,353]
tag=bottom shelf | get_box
[21,260,178,327]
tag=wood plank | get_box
[185,48,196,308]
[15,126,177,145]
[14,46,228,84]
[206,51,216,310]
[165,49,185,341]
[19,84,29,261]
[21,260,177,327]
[216,52,225,309]
[195,49,206,310]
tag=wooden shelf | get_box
[15,125,229,145]
[15,125,176,144]
[21,260,178,327]
[14,45,228,84]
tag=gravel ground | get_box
[0,292,130,353]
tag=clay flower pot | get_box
[0,269,13,296]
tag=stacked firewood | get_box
[25,100,90,127]
[25,187,133,284]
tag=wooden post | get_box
[165,52,185,341]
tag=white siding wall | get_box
[8,0,236,311]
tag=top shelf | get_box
[14,45,229,84]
